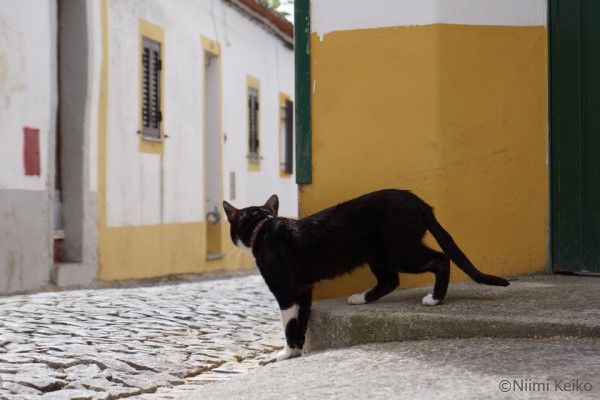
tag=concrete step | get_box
[52,262,96,288]
[305,274,600,352]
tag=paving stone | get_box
[32,355,81,369]
[6,374,67,392]
[0,362,52,375]
[40,388,109,400]
[0,381,43,395]
[63,364,101,381]
[154,372,186,386]
[3,343,36,353]
[76,377,142,397]
[0,354,35,364]
[75,358,135,374]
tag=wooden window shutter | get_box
[284,99,294,174]
[142,37,161,139]
[248,88,259,158]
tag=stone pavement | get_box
[0,275,283,399]
[183,337,600,400]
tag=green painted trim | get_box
[547,0,555,273]
[295,0,312,184]
[549,0,600,272]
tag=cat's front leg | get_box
[275,287,313,360]
[276,303,302,361]
[263,274,305,361]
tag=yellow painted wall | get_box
[303,24,548,299]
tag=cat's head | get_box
[222,195,279,249]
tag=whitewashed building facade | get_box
[0,0,296,293]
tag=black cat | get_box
[223,189,509,361]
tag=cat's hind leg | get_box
[348,265,399,305]
[295,287,313,350]
[420,250,450,306]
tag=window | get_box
[279,98,293,175]
[247,87,259,160]
[138,19,164,154]
[141,37,162,140]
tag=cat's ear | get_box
[222,201,238,222]
[264,194,279,216]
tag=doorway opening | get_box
[55,0,87,265]
[51,0,97,288]
[203,49,224,260]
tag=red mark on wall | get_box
[23,126,41,176]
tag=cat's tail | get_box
[419,204,510,287]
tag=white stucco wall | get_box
[0,0,56,293]
[312,0,547,39]
[104,0,296,228]
[0,0,57,191]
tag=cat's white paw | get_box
[421,293,440,306]
[276,345,301,361]
[347,292,367,305]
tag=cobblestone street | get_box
[0,275,283,399]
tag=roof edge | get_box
[226,0,294,47]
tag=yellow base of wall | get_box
[98,221,255,281]
[305,23,548,300]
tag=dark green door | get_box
[550,0,600,273]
